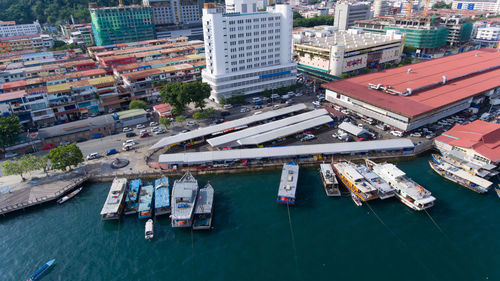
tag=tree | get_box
[129,100,147,110]
[192,112,203,120]
[432,2,452,8]
[293,11,303,19]
[159,117,171,129]
[35,155,51,176]
[160,82,187,114]
[184,81,211,110]
[47,143,83,171]
[1,154,37,181]
[175,116,186,123]
[0,116,20,149]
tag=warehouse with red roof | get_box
[322,48,500,131]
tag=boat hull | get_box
[429,161,488,194]
[57,187,83,204]
[277,197,295,205]
[154,207,171,216]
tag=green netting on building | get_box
[384,26,448,49]
[90,6,156,46]
[460,23,473,42]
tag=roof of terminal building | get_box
[322,49,500,118]
[37,115,115,139]
[435,120,500,162]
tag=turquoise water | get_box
[0,156,499,281]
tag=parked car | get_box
[59,141,71,146]
[253,105,262,110]
[375,124,388,131]
[180,129,190,133]
[223,104,233,109]
[426,133,435,139]
[272,105,280,110]
[86,153,101,160]
[390,130,404,137]
[122,127,132,132]
[76,138,87,143]
[300,134,316,142]
[136,124,146,129]
[295,92,303,97]
[253,111,263,115]
[187,121,196,126]
[149,121,159,127]
[240,107,250,113]
[106,148,118,156]
[123,139,135,147]
[4,152,18,158]
[42,144,57,150]
[155,129,166,135]
[410,132,422,137]
[312,101,321,107]
[122,144,134,151]
[140,132,150,138]
[125,132,136,138]
[151,126,160,132]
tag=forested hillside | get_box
[0,0,141,24]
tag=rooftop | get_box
[116,108,147,119]
[0,90,25,102]
[322,48,500,118]
[38,114,115,139]
[435,120,500,162]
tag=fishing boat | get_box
[100,178,128,220]
[354,163,395,199]
[27,259,55,281]
[351,192,362,206]
[138,185,154,219]
[429,154,493,193]
[277,161,299,205]
[319,163,341,197]
[57,187,83,204]
[171,171,199,228]
[193,182,215,230]
[124,179,142,215]
[367,160,435,211]
[495,185,500,198]
[332,161,378,201]
[145,219,154,240]
[154,177,170,216]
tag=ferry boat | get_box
[145,219,154,240]
[355,163,395,199]
[138,185,154,219]
[277,161,299,205]
[438,152,498,179]
[429,154,493,193]
[319,163,341,197]
[57,187,83,204]
[100,178,128,220]
[193,182,215,230]
[332,161,378,201]
[124,179,142,215]
[27,259,55,281]
[154,177,170,216]
[367,160,435,211]
[171,171,199,228]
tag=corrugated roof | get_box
[88,76,115,85]
[47,83,71,93]
[158,139,415,164]
[117,108,147,119]
[1,80,26,90]
[0,90,25,102]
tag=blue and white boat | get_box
[27,259,55,281]
[138,185,154,219]
[124,179,142,215]
[277,161,299,205]
[154,177,170,216]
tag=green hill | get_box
[0,0,141,25]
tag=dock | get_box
[0,171,90,216]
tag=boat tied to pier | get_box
[171,171,199,228]
[332,161,378,202]
[27,259,55,281]
[277,161,299,205]
[154,177,170,216]
[193,182,215,230]
[124,179,142,215]
[138,185,154,219]
[354,163,395,199]
[429,154,493,193]
[145,219,154,240]
[319,163,341,197]
[367,160,435,211]
[100,178,128,220]
[57,187,83,204]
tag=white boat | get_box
[277,161,299,205]
[367,160,435,211]
[319,163,341,197]
[351,192,362,206]
[57,187,83,204]
[171,171,199,228]
[354,164,395,199]
[100,178,128,220]
[193,183,215,230]
[145,219,154,240]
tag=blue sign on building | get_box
[467,3,475,9]
[457,3,463,8]
[259,70,291,80]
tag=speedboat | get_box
[27,259,55,281]
[145,219,154,240]
[351,192,362,207]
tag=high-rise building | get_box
[0,20,42,38]
[142,0,202,25]
[89,3,156,46]
[373,0,389,17]
[226,0,259,13]
[334,2,371,31]
[202,3,297,102]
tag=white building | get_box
[373,0,389,17]
[476,26,500,40]
[0,20,42,38]
[202,2,297,102]
[451,0,500,13]
[334,2,371,31]
[293,27,404,76]
[143,0,202,24]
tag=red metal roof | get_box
[1,80,26,90]
[0,90,25,101]
[153,103,172,114]
[435,120,500,162]
[322,49,500,118]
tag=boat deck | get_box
[277,162,299,204]
[319,163,341,196]
[355,164,394,199]
[100,178,128,220]
[154,177,170,215]
[138,185,153,219]
[193,183,214,230]
[171,172,199,227]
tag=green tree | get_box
[175,116,186,123]
[293,11,303,19]
[192,112,203,120]
[47,143,83,171]
[159,117,171,129]
[35,155,51,176]
[1,154,37,181]
[129,100,147,110]
[293,15,334,28]
[184,81,211,110]
[201,108,217,118]
[160,82,188,114]
[432,2,452,8]
[0,116,20,149]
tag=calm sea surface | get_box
[0,156,499,281]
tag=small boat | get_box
[27,259,55,281]
[277,161,299,205]
[351,192,362,207]
[100,178,128,220]
[145,219,154,240]
[124,179,142,215]
[193,182,215,230]
[495,186,500,198]
[171,172,199,228]
[319,163,341,197]
[138,185,154,219]
[154,177,170,216]
[57,187,83,204]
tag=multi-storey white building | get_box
[476,26,500,40]
[452,0,500,13]
[143,0,201,25]
[0,20,42,38]
[202,2,297,102]
[334,2,371,31]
